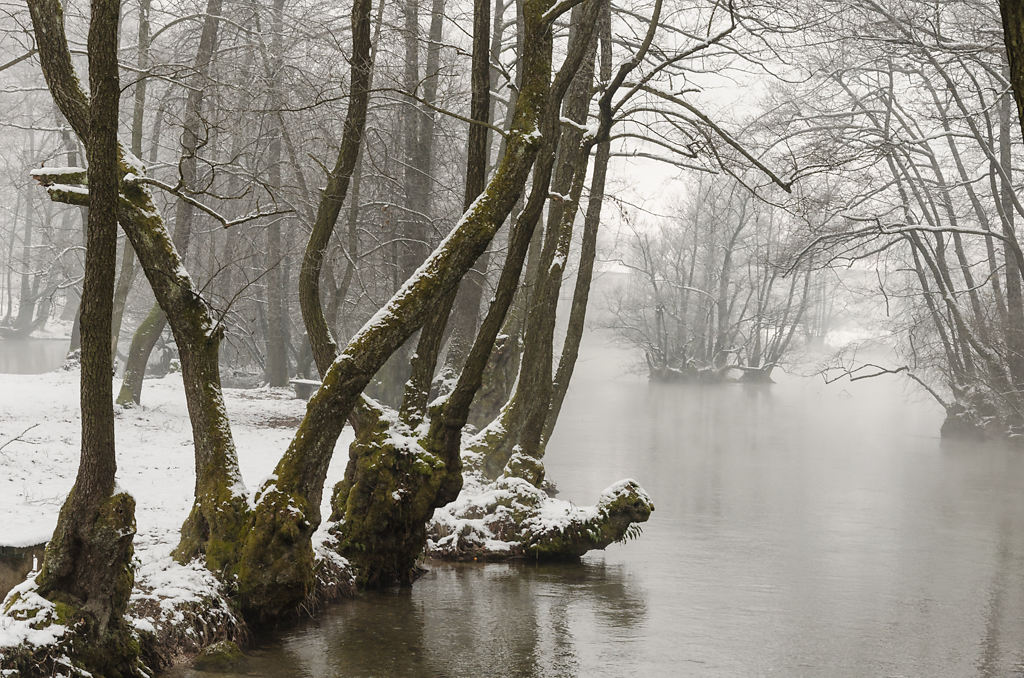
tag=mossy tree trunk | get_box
[35,1,138,672]
[234,0,574,618]
[543,3,613,445]
[116,0,223,405]
[474,0,662,479]
[334,0,605,588]
[473,10,600,480]
[28,0,249,576]
[337,0,607,589]
[328,0,498,589]
[115,302,164,405]
[399,0,481,427]
[434,0,496,377]
[298,0,373,379]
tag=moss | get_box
[2,590,142,678]
[27,491,143,677]
[231,486,317,625]
[502,450,545,486]
[428,475,654,562]
[174,480,250,573]
[192,639,244,671]
[463,402,518,481]
[524,481,654,559]
[329,414,460,588]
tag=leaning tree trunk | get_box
[298,0,373,378]
[108,0,148,362]
[438,0,501,376]
[332,0,604,590]
[542,2,613,445]
[33,2,138,673]
[398,0,472,427]
[473,10,598,480]
[327,0,495,590]
[233,0,566,620]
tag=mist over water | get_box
[169,333,1024,677]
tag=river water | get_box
[170,335,1024,677]
[0,338,68,374]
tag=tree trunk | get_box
[28,0,249,577]
[13,183,37,334]
[35,1,137,671]
[264,0,289,387]
[998,90,1024,385]
[108,0,149,362]
[1001,0,1024,139]
[441,0,499,374]
[235,0,562,618]
[399,0,471,426]
[298,0,374,378]
[116,0,223,403]
[475,7,599,479]
[543,1,612,444]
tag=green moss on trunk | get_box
[329,412,460,588]
[31,491,141,677]
[232,487,317,624]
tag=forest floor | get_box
[0,367,354,659]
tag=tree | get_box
[21,0,138,673]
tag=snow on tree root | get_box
[427,473,654,561]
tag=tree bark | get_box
[399,0,476,426]
[1001,0,1024,140]
[475,6,599,478]
[264,0,289,387]
[35,0,137,671]
[298,0,374,377]
[543,1,613,444]
[107,0,150,362]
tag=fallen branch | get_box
[0,423,40,455]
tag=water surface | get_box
[168,336,1024,677]
[0,338,68,374]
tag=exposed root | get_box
[427,462,654,561]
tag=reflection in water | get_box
[0,338,68,374]
[167,562,645,678]
[165,335,1024,677]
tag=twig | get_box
[0,424,40,455]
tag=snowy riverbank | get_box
[0,369,355,673]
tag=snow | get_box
[559,116,589,133]
[47,184,88,197]
[19,319,75,341]
[28,166,86,178]
[120,150,147,175]
[0,370,355,647]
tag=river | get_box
[165,335,1024,676]
[0,338,68,374]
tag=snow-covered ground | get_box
[0,369,352,551]
[0,369,355,663]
